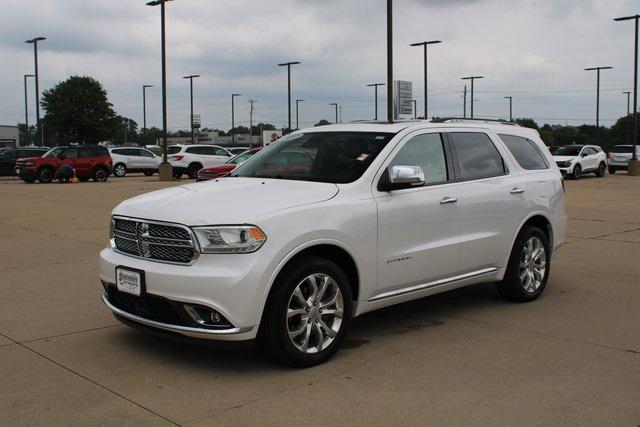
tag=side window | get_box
[213,147,229,156]
[140,149,154,158]
[78,146,94,158]
[63,147,78,158]
[111,149,125,155]
[389,133,448,185]
[498,134,548,170]
[2,150,16,159]
[449,132,506,180]
[185,146,203,155]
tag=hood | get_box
[552,155,577,162]
[113,177,339,225]
[15,157,41,163]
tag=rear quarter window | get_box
[498,134,548,170]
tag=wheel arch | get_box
[515,213,554,253]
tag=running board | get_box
[368,267,499,302]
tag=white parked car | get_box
[100,120,566,366]
[109,147,162,177]
[167,144,232,179]
[607,145,640,174]
[552,144,607,179]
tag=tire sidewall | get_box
[93,167,108,182]
[261,256,353,367]
[37,167,53,183]
[572,164,582,180]
[188,163,202,179]
[114,163,126,177]
[597,162,606,177]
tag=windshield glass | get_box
[231,131,395,183]
[554,145,583,156]
[228,151,253,165]
[43,147,65,158]
[167,146,182,155]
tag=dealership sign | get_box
[393,80,413,120]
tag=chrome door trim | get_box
[368,267,498,302]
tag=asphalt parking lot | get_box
[1,173,639,426]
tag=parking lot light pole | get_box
[231,93,241,145]
[295,99,304,130]
[142,84,153,144]
[23,74,34,146]
[409,40,441,119]
[411,99,417,119]
[615,15,640,170]
[25,37,46,146]
[366,83,385,120]
[504,96,513,121]
[277,61,301,131]
[182,74,200,144]
[330,103,339,124]
[585,66,613,147]
[387,0,393,123]
[461,76,483,119]
[623,91,631,116]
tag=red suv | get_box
[16,145,112,183]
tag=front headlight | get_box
[193,226,267,254]
[557,161,572,168]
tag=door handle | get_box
[439,196,458,205]
[510,187,525,195]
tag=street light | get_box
[142,84,153,144]
[504,96,513,122]
[409,40,442,119]
[182,74,200,144]
[386,0,393,123]
[23,74,35,146]
[25,36,46,146]
[585,66,613,147]
[277,61,301,131]
[295,99,304,130]
[461,76,484,118]
[366,83,385,120]
[329,103,339,124]
[623,91,631,116]
[231,93,241,145]
[614,14,640,169]
[147,0,173,179]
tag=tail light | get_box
[170,155,185,161]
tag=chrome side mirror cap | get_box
[389,165,425,187]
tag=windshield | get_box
[167,146,182,155]
[554,145,583,156]
[227,151,254,165]
[43,147,65,158]
[231,131,395,183]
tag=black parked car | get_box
[0,147,49,176]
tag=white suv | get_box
[552,144,607,179]
[167,144,232,179]
[608,145,640,174]
[100,121,566,366]
[109,147,162,177]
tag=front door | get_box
[375,131,461,294]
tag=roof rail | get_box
[430,117,520,126]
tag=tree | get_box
[314,119,331,127]
[17,124,37,146]
[41,76,119,145]
[515,118,539,130]
[111,116,139,145]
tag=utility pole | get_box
[25,37,46,146]
[366,83,385,120]
[231,93,241,145]
[142,84,153,145]
[624,91,631,116]
[463,85,467,118]
[277,61,301,131]
[614,14,640,170]
[461,76,484,119]
[295,99,304,129]
[330,103,338,123]
[248,99,256,148]
[182,74,200,144]
[585,66,613,147]
[504,96,513,121]
[386,0,393,123]
[409,40,442,118]
[23,74,34,146]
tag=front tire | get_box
[93,166,109,182]
[571,164,582,180]
[596,162,606,177]
[496,226,550,302]
[260,256,353,367]
[113,163,127,177]
[37,167,54,183]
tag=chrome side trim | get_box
[102,295,253,340]
[368,267,499,302]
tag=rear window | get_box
[498,134,548,170]
[612,146,634,153]
[167,146,182,155]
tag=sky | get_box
[1,0,639,132]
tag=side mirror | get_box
[378,165,425,192]
[580,152,588,158]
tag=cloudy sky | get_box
[1,0,638,131]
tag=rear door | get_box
[74,146,93,175]
[138,149,158,169]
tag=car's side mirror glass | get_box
[378,165,425,192]
[581,152,588,157]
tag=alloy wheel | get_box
[286,273,344,354]
[519,236,547,293]
[114,164,126,177]
[94,168,107,182]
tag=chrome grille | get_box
[112,217,198,264]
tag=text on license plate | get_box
[116,268,141,296]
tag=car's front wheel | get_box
[596,162,606,177]
[113,163,127,177]
[496,226,550,302]
[571,164,582,180]
[37,167,54,183]
[93,166,109,182]
[260,256,353,367]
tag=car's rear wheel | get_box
[496,226,550,302]
[173,170,183,179]
[22,177,36,183]
[571,164,582,180]
[113,163,126,177]
[596,162,606,177]
[187,163,202,179]
[260,256,352,367]
[93,166,109,182]
[608,167,616,175]
[143,170,154,176]
[37,167,54,183]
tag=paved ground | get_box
[1,173,639,426]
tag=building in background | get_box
[0,125,19,148]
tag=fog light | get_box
[183,304,232,328]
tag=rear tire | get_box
[596,162,606,177]
[259,256,353,367]
[571,164,582,180]
[113,163,127,177]
[173,170,183,179]
[608,167,616,175]
[496,226,550,302]
[37,167,54,184]
[187,163,202,179]
[93,166,109,182]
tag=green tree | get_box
[515,118,539,130]
[111,116,139,145]
[17,124,37,146]
[314,119,331,127]
[41,76,119,145]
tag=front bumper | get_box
[99,246,269,342]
